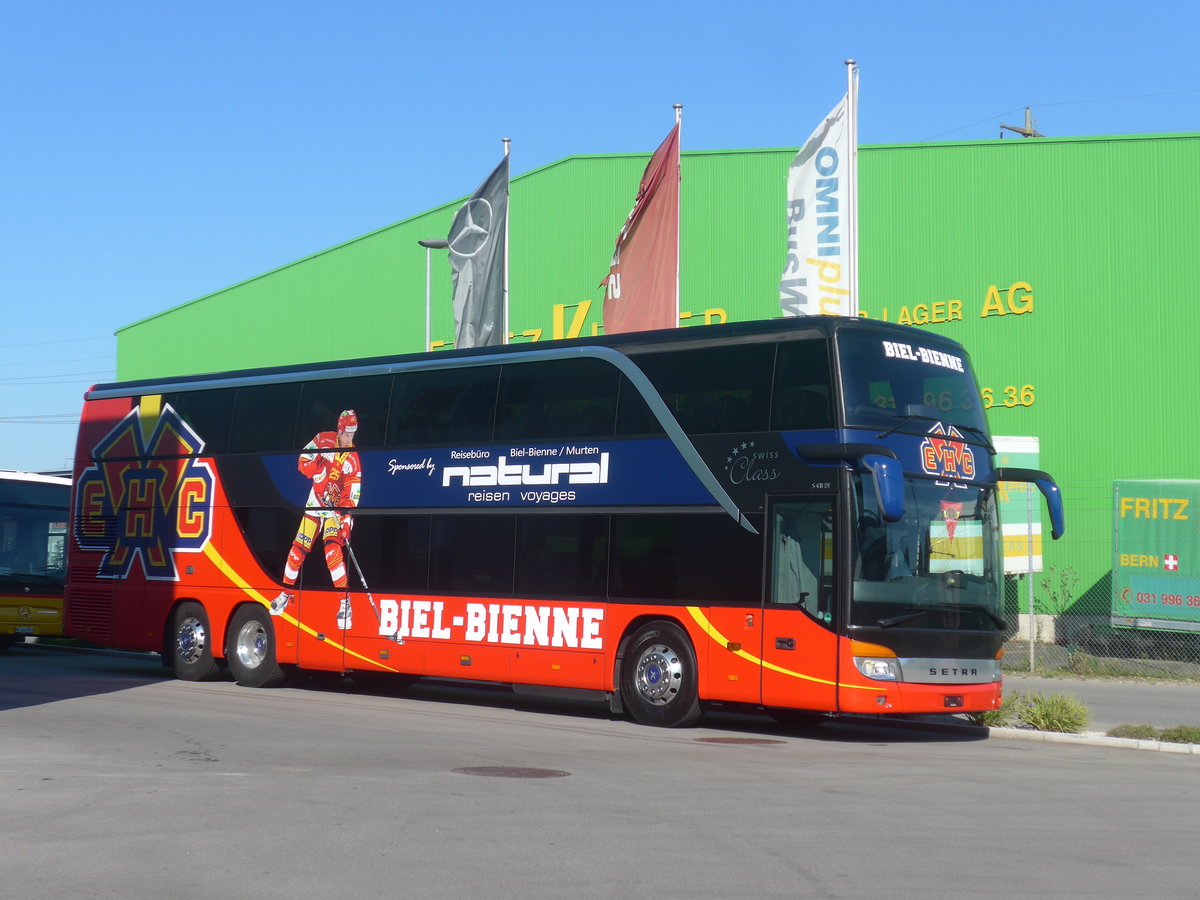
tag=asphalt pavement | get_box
[11,638,1199,745]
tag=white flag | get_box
[780,94,854,317]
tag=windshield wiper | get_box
[0,572,62,583]
[877,608,930,628]
[874,405,993,451]
[874,413,923,441]
[949,423,994,452]
[877,604,1006,630]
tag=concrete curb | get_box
[988,725,1200,755]
[879,714,1200,755]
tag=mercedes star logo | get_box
[449,198,493,259]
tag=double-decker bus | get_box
[65,317,1063,726]
[0,470,70,650]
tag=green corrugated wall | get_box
[115,132,1200,612]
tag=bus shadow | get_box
[0,643,170,712]
[294,670,990,745]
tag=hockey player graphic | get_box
[270,409,362,630]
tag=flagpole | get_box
[502,137,511,343]
[844,59,859,318]
[673,104,682,327]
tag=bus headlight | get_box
[854,657,901,681]
[851,640,901,681]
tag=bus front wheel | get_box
[226,604,287,688]
[172,601,222,681]
[620,621,701,728]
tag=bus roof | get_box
[89,316,969,400]
[0,470,71,486]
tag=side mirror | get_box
[864,454,905,523]
[794,443,905,522]
[995,467,1065,540]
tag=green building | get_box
[116,132,1200,630]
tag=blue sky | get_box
[2,0,1197,473]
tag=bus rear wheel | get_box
[226,604,287,688]
[621,621,701,728]
[172,601,221,681]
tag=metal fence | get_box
[1002,571,1200,679]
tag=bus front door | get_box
[760,496,840,714]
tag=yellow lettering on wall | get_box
[1007,282,1034,314]
[508,329,543,343]
[552,301,594,340]
[982,282,1034,317]
[981,285,1006,317]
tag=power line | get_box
[0,414,79,424]
[0,355,113,371]
[0,369,113,384]
[924,88,1200,141]
[0,335,112,350]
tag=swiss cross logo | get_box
[919,423,976,485]
[1164,554,1180,571]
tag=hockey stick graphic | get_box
[344,540,403,644]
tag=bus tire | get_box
[620,620,701,728]
[226,604,288,688]
[172,601,222,681]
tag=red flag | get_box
[941,501,963,540]
[601,122,680,334]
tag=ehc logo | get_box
[919,423,975,484]
[74,404,213,580]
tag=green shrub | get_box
[1010,690,1090,733]
[1105,724,1159,740]
[1157,725,1200,744]
[968,695,1016,727]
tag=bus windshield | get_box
[851,475,1004,631]
[0,487,67,585]
[837,328,988,437]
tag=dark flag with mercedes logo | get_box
[448,156,509,348]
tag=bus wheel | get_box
[226,604,287,688]
[621,621,701,728]
[172,602,221,681]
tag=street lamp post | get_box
[418,238,448,352]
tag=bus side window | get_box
[615,375,665,436]
[295,375,391,450]
[495,359,618,442]
[626,344,774,434]
[161,388,237,454]
[610,514,760,603]
[230,382,303,453]
[772,338,834,430]
[430,516,515,594]
[388,367,501,446]
[345,515,431,593]
[771,501,835,624]
[514,515,608,597]
[774,388,832,429]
